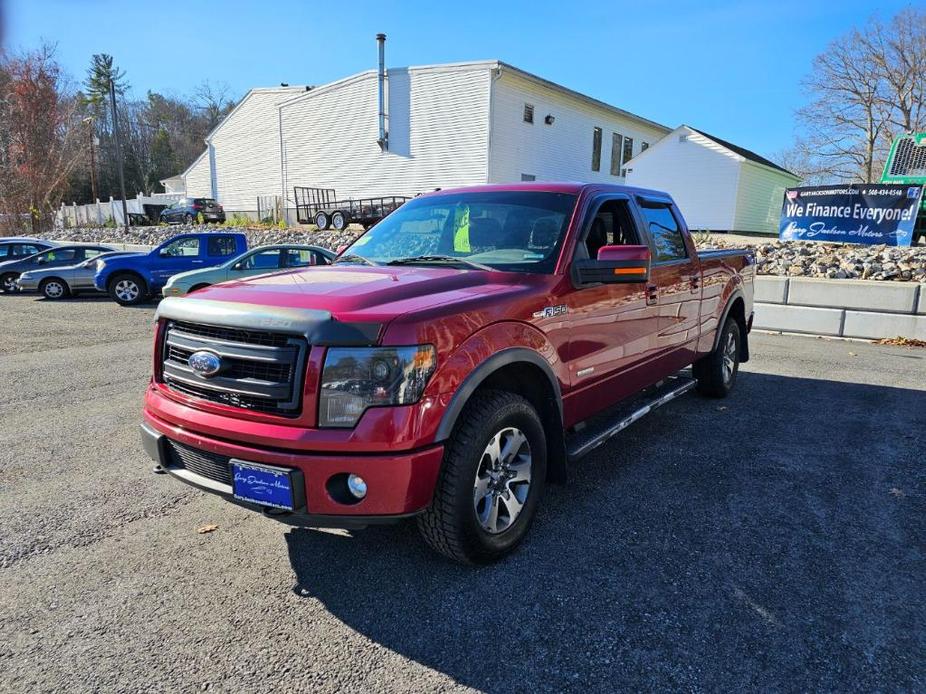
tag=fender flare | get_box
[434,347,563,441]
[714,289,750,360]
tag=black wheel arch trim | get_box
[714,289,750,362]
[434,347,564,442]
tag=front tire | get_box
[693,318,741,397]
[314,211,330,230]
[1,273,20,293]
[417,390,546,564]
[331,210,349,230]
[108,273,147,306]
[40,277,70,300]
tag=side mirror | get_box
[575,245,650,284]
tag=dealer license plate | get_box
[231,460,297,510]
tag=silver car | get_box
[18,251,133,299]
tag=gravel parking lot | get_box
[1,294,923,692]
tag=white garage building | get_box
[625,125,800,234]
[179,59,670,222]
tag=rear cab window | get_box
[638,201,688,262]
[207,236,238,257]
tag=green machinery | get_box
[881,132,926,244]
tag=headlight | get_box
[319,345,436,427]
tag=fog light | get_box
[347,474,367,499]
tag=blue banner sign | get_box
[780,184,924,246]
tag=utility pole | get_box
[83,116,97,201]
[109,78,129,231]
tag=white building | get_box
[179,61,670,221]
[625,125,800,234]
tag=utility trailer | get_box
[881,132,926,245]
[293,186,410,231]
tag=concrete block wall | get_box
[753,277,925,339]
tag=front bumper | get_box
[141,412,444,526]
[16,276,39,291]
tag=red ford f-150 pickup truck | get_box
[141,183,754,563]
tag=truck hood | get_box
[179,265,541,325]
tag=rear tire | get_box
[417,390,546,564]
[693,318,741,398]
[0,273,19,293]
[314,211,330,230]
[331,210,349,230]
[40,277,70,300]
[108,273,148,306]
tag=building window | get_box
[641,142,650,151]
[620,136,635,177]
[523,104,534,124]
[521,174,536,181]
[592,127,602,172]
[610,133,624,176]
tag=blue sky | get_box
[3,0,916,160]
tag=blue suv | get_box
[94,232,248,305]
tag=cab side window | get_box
[639,203,687,262]
[578,199,640,260]
[161,237,200,256]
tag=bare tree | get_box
[861,9,926,135]
[796,30,891,183]
[193,80,235,132]
[0,44,85,233]
[792,8,926,184]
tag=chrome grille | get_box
[161,320,307,417]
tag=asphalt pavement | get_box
[0,293,923,692]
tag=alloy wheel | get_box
[473,427,532,534]
[115,279,140,302]
[722,330,737,384]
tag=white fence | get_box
[56,193,183,228]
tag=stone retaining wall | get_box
[753,276,926,340]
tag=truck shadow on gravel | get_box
[285,370,924,691]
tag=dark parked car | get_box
[0,237,55,264]
[159,198,226,225]
[0,245,114,293]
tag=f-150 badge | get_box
[532,304,567,319]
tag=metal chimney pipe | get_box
[376,33,388,151]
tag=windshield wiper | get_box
[386,255,493,271]
[334,253,377,266]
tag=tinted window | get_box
[591,127,602,172]
[344,191,577,274]
[84,248,105,259]
[640,203,687,262]
[161,237,200,256]
[581,199,640,260]
[207,236,237,257]
[284,249,319,267]
[17,244,42,256]
[240,249,281,270]
[610,133,623,176]
[0,245,8,258]
[39,248,77,263]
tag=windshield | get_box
[341,191,577,273]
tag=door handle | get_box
[645,283,658,305]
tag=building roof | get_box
[278,59,671,135]
[686,126,795,176]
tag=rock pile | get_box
[698,238,926,283]
[33,225,926,283]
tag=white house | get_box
[625,125,800,234]
[158,174,185,195]
[180,61,670,220]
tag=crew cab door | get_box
[152,235,203,284]
[637,197,702,369]
[562,195,661,423]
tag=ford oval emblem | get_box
[188,350,222,377]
